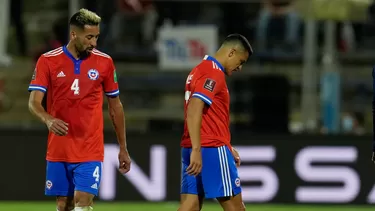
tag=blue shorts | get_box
[181,146,241,198]
[45,161,102,196]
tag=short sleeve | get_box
[103,59,120,98]
[28,56,49,93]
[191,73,223,105]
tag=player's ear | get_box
[228,48,236,57]
[70,31,76,40]
[70,27,80,40]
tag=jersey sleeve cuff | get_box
[192,92,212,105]
[28,85,47,93]
[105,89,120,97]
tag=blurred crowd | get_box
[6,0,375,60]
[2,0,375,134]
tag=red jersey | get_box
[181,55,231,148]
[28,46,120,162]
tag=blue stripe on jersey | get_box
[192,92,212,105]
[63,46,82,75]
[105,89,120,97]
[28,85,47,93]
[203,55,225,73]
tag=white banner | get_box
[157,25,218,71]
[98,144,373,204]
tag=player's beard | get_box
[75,43,90,58]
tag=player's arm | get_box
[103,60,126,149]
[104,59,131,173]
[28,56,50,123]
[185,94,205,176]
[107,96,127,150]
[28,56,68,135]
[186,98,205,151]
[188,75,222,146]
[28,91,51,124]
[186,73,223,175]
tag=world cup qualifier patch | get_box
[203,79,216,92]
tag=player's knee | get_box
[179,194,202,211]
[235,201,246,211]
[56,196,74,211]
[178,199,201,211]
[218,197,245,211]
[74,191,94,207]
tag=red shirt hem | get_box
[181,137,232,150]
[46,156,104,163]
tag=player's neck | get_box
[213,53,226,71]
[66,42,80,59]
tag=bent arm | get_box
[28,91,52,123]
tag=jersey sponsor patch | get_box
[203,78,216,92]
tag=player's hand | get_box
[45,117,68,136]
[187,149,202,176]
[118,149,131,174]
[232,147,241,167]
[372,152,375,163]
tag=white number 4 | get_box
[71,79,80,95]
[93,166,100,182]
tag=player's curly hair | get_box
[69,8,101,29]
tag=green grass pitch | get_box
[0,202,374,211]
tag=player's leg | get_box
[201,146,245,211]
[72,162,102,210]
[179,194,204,211]
[56,196,74,211]
[179,147,204,211]
[217,194,246,211]
[45,161,75,211]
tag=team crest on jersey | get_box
[235,178,241,187]
[203,78,216,92]
[46,180,53,190]
[88,69,99,80]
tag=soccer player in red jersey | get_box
[28,9,130,211]
[179,34,253,211]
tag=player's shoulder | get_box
[40,47,64,59]
[91,49,113,61]
[195,60,224,80]
[197,60,222,73]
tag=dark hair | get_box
[69,8,101,29]
[223,34,253,55]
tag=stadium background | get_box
[1,0,375,210]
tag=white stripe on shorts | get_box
[218,146,233,197]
